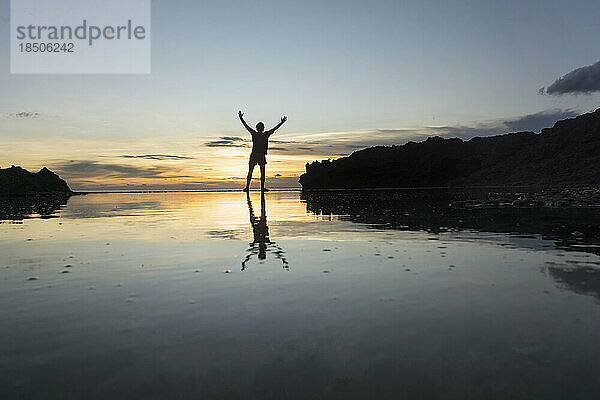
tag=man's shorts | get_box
[249,152,267,167]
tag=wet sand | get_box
[1,190,600,399]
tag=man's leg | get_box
[259,163,267,191]
[244,163,255,191]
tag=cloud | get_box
[204,137,298,149]
[503,109,578,131]
[5,111,40,119]
[205,136,249,147]
[55,160,188,180]
[542,61,600,95]
[427,109,578,139]
[121,154,194,160]
[270,139,298,144]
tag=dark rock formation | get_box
[0,166,72,195]
[300,109,600,189]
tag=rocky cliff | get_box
[300,109,600,189]
[0,166,72,195]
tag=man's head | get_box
[256,122,265,132]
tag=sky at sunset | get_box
[1,0,599,190]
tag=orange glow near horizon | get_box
[1,136,327,190]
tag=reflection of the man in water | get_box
[242,192,289,271]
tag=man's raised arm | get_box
[238,110,255,134]
[268,116,288,136]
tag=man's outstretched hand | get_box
[281,116,288,123]
[238,110,244,119]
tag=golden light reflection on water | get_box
[1,191,373,245]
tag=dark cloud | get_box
[204,137,298,149]
[121,154,194,160]
[542,61,600,95]
[376,129,417,135]
[205,136,250,148]
[270,139,298,144]
[427,109,578,139]
[5,111,39,119]
[503,109,578,131]
[55,160,187,180]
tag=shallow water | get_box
[1,190,600,399]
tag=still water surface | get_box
[1,190,599,399]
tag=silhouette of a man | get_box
[238,110,287,192]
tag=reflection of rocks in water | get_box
[547,263,600,301]
[302,189,600,254]
[0,194,71,221]
[451,187,600,209]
